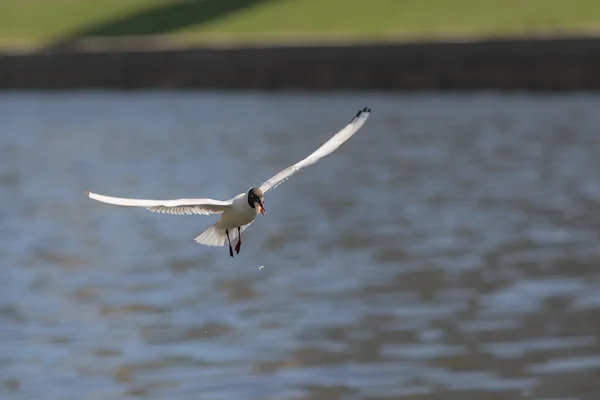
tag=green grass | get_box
[1,0,600,48]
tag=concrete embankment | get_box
[1,36,599,90]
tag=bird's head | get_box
[247,187,265,216]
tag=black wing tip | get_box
[354,107,371,119]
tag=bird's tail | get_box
[194,224,228,246]
[194,224,249,247]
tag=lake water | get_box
[1,91,600,400]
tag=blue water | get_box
[1,92,600,400]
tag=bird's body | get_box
[192,191,262,255]
[219,192,261,230]
[86,107,371,257]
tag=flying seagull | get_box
[86,107,371,257]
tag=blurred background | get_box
[2,1,600,400]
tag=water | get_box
[1,91,600,400]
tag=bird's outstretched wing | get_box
[85,191,232,215]
[259,107,371,194]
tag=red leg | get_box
[235,226,242,254]
[226,229,234,258]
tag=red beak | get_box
[259,202,265,216]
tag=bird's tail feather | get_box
[195,224,227,246]
[194,224,249,247]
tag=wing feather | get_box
[85,191,231,215]
[259,107,371,193]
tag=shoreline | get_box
[1,35,600,90]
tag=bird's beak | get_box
[259,201,265,216]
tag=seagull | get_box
[86,107,371,257]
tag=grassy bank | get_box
[1,0,600,49]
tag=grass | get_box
[1,0,600,49]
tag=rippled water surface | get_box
[2,92,600,400]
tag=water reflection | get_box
[1,92,600,399]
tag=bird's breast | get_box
[218,201,257,229]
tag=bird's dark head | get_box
[247,187,265,216]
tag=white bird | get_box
[86,107,371,257]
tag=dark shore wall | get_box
[1,36,600,90]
